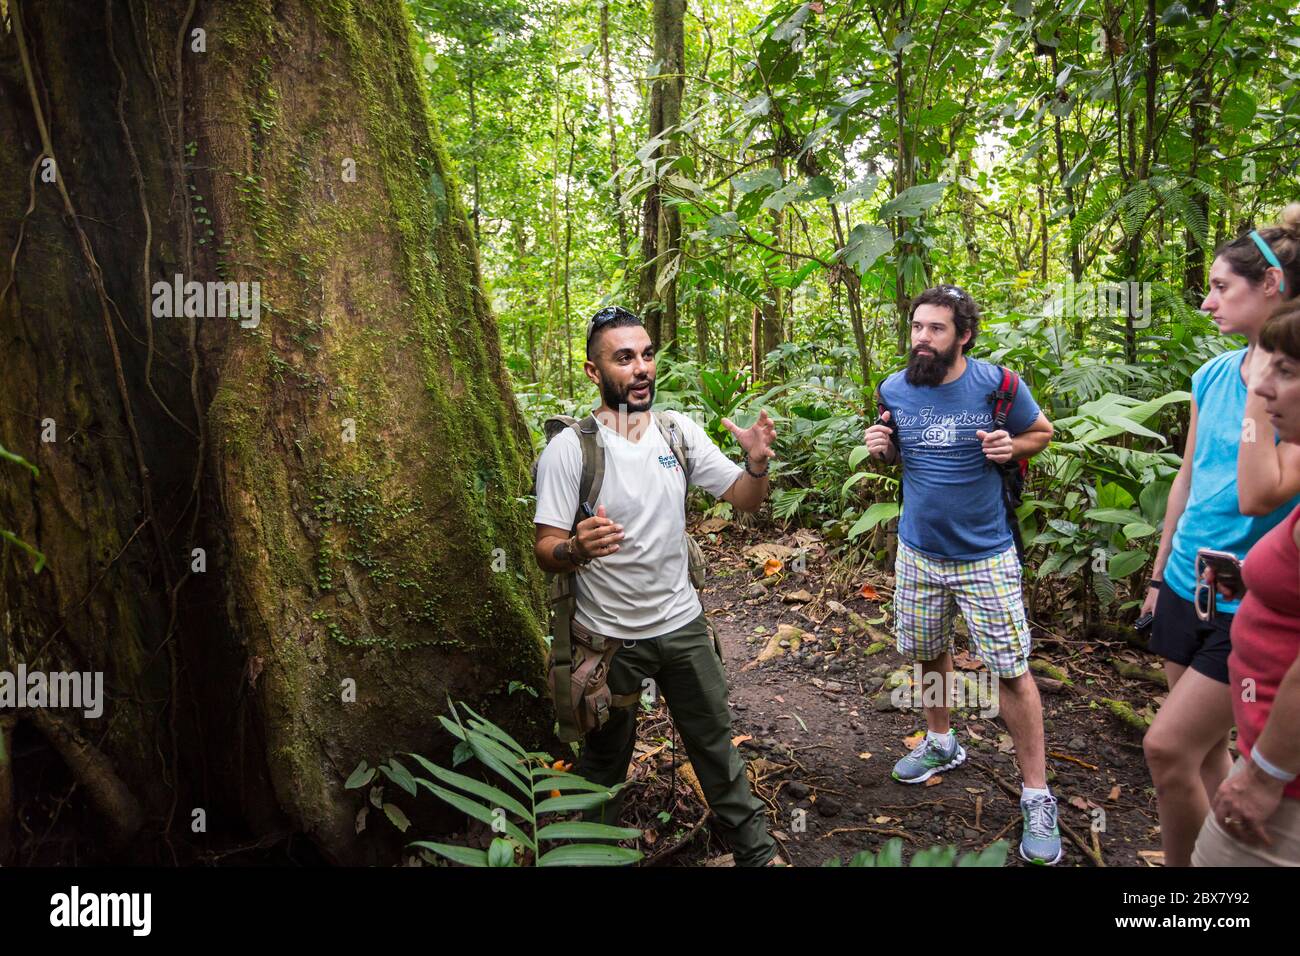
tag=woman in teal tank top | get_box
[1143,204,1300,866]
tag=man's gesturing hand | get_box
[722,409,777,466]
[865,411,894,460]
[976,428,1014,463]
[575,504,623,559]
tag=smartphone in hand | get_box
[1195,548,1245,620]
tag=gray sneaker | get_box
[891,734,966,784]
[1019,793,1063,865]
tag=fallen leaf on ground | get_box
[1108,784,1122,801]
[763,558,783,576]
[1137,850,1166,866]
[698,517,731,534]
[903,731,926,749]
[731,734,752,747]
[1068,795,1094,812]
[859,583,881,601]
[997,733,1016,754]
[774,695,786,704]
[857,752,873,761]
[953,650,984,671]
[924,775,944,787]
[964,787,985,795]
[783,589,814,603]
[746,542,796,565]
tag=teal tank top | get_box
[1164,348,1300,613]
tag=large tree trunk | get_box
[0,0,549,865]
[637,0,684,348]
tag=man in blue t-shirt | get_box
[864,284,1059,863]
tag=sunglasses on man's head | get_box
[586,306,641,342]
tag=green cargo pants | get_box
[575,612,775,867]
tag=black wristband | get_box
[743,454,769,478]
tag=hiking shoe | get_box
[1019,793,1063,865]
[891,734,966,784]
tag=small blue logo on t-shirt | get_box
[658,454,679,470]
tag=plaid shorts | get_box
[893,540,1031,678]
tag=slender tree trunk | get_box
[563,114,576,397]
[892,6,913,356]
[1183,0,1215,300]
[694,272,709,364]
[0,0,548,864]
[599,2,628,261]
[466,55,481,247]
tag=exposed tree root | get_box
[28,708,144,847]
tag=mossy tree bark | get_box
[0,0,549,864]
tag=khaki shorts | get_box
[1192,758,1300,867]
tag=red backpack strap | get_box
[989,367,1020,431]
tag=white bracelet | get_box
[1251,747,1298,783]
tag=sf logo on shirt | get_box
[920,420,958,446]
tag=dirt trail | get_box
[677,521,1169,867]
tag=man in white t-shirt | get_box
[534,306,782,866]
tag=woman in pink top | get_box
[1193,300,1300,866]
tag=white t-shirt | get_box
[534,411,743,639]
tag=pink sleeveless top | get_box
[1231,505,1300,799]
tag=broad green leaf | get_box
[531,774,619,793]
[535,792,617,814]
[409,841,489,867]
[917,100,962,126]
[772,3,812,42]
[707,213,740,237]
[418,782,534,849]
[537,844,643,866]
[379,758,418,797]
[831,174,879,205]
[382,803,411,832]
[344,761,374,790]
[878,182,946,219]
[487,837,515,867]
[1221,88,1256,129]
[1085,508,1143,525]
[1108,550,1149,580]
[535,821,642,841]
[735,168,782,194]
[848,501,899,538]
[840,224,894,276]
[408,754,532,820]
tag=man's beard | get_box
[601,376,655,413]
[905,340,961,386]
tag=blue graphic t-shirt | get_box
[879,357,1042,561]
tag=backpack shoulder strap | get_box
[988,366,1020,431]
[655,411,692,488]
[549,413,605,743]
[572,413,604,531]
